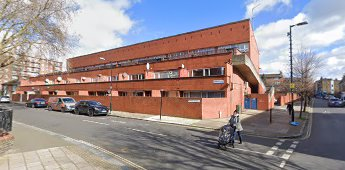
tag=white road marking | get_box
[97,117,106,120]
[128,128,167,137]
[83,120,109,126]
[290,144,297,149]
[13,121,146,170]
[292,141,299,144]
[279,161,286,168]
[271,146,278,150]
[281,154,291,160]
[111,120,126,124]
[265,150,275,156]
[279,139,286,142]
[276,142,282,146]
[286,149,294,154]
[233,148,278,158]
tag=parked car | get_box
[0,96,10,103]
[47,97,76,112]
[328,98,343,107]
[74,100,109,116]
[26,98,48,108]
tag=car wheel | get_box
[74,109,79,115]
[88,109,94,117]
[26,104,29,107]
[48,106,52,111]
[31,104,35,108]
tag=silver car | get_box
[0,96,10,103]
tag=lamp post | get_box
[287,21,308,123]
[99,57,113,111]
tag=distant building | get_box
[0,56,62,97]
[260,72,288,93]
[314,77,340,96]
[339,75,345,94]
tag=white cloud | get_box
[245,0,291,18]
[256,0,345,80]
[68,0,139,58]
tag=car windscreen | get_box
[330,99,338,101]
[62,98,75,103]
[2,96,9,98]
[88,101,102,106]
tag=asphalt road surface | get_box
[2,99,344,169]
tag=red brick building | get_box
[15,19,269,119]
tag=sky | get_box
[66,0,345,80]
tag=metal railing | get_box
[0,107,13,135]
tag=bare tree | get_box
[293,50,322,117]
[0,0,78,68]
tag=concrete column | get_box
[179,68,189,77]
[56,91,66,95]
[79,91,89,96]
[41,91,49,95]
[111,91,118,96]
[152,90,161,97]
[145,71,155,79]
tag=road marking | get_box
[286,149,294,154]
[83,120,109,126]
[127,128,167,137]
[279,161,286,168]
[265,150,275,156]
[281,154,291,160]
[232,148,278,158]
[279,139,286,142]
[276,142,282,146]
[292,141,299,144]
[290,144,297,149]
[97,117,106,120]
[271,146,278,150]
[111,120,126,124]
[13,121,146,170]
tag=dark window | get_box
[193,69,203,77]
[88,91,96,96]
[133,91,144,96]
[144,91,152,97]
[97,91,107,96]
[161,91,169,97]
[119,91,127,96]
[210,67,224,76]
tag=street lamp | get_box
[99,57,113,111]
[287,21,308,123]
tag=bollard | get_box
[269,109,272,124]
[0,108,13,135]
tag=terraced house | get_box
[14,19,272,119]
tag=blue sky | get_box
[68,0,345,80]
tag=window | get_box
[161,91,169,97]
[88,91,96,96]
[192,69,203,77]
[133,91,144,96]
[91,78,98,82]
[192,67,224,77]
[130,74,144,80]
[154,70,179,79]
[119,91,127,96]
[97,91,107,96]
[144,91,152,97]
[181,91,225,98]
[66,91,78,96]
[210,67,224,76]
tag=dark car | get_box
[74,100,109,116]
[328,98,343,107]
[26,98,48,108]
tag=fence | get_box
[0,107,13,135]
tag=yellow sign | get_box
[290,83,295,89]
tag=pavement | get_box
[110,101,311,139]
[0,121,144,170]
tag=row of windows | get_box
[192,67,225,77]
[59,90,225,98]
[71,43,248,73]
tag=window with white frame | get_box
[154,70,179,79]
[130,74,144,80]
[181,91,225,98]
[192,67,224,77]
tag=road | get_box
[286,98,345,169]
[2,99,344,169]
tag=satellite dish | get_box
[181,64,185,69]
[57,77,62,82]
[45,79,49,83]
